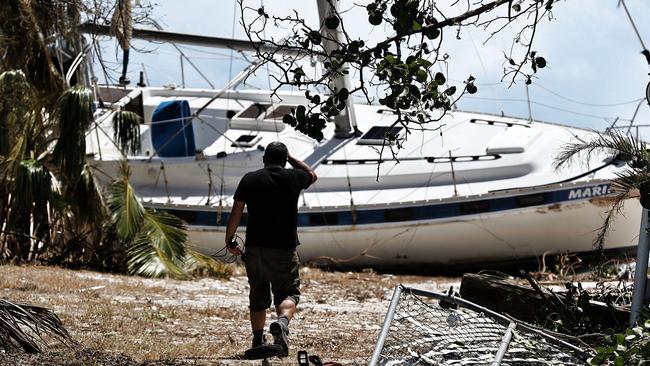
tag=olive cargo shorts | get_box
[243,246,300,312]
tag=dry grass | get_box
[0,264,459,365]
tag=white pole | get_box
[180,55,185,88]
[316,0,357,138]
[631,208,650,325]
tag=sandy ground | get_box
[0,264,461,365]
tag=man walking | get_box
[226,141,317,358]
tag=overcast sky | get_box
[94,0,650,135]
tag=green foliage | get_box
[127,210,188,279]
[52,86,94,184]
[0,70,34,157]
[0,70,55,258]
[108,161,226,279]
[0,1,64,99]
[0,68,221,278]
[112,110,142,155]
[108,164,145,240]
[111,0,133,51]
[14,159,52,240]
[243,0,551,142]
[590,320,650,365]
[555,131,650,364]
[555,130,650,249]
[0,5,224,279]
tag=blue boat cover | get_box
[151,100,196,157]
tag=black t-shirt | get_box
[233,167,313,249]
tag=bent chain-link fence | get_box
[370,285,589,366]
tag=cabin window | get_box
[226,110,238,119]
[477,155,500,161]
[516,193,548,207]
[460,201,490,215]
[265,105,296,120]
[384,207,414,222]
[453,156,475,162]
[470,118,530,128]
[427,155,501,163]
[231,134,262,148]
[236,103,271,119]
[358,126,404,145]
[309,212,338,226]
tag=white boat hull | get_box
[88,87,644,270]
[181,184,641,269]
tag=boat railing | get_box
[606,124,650,142]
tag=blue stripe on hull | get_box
[160,183,612,228]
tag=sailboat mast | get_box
[316,0,357,138]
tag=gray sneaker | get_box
[269,320,289,357]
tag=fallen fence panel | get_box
[370,285,590,366]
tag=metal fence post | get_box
[491,322,516,366]
[369,285,403,366]
[631,208,650,325]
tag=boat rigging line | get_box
[525,83,533,122]
[618,0,650,70]
[532,83,645,107]
[463,96,634,123]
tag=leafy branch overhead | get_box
[240,0,554,141]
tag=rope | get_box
[342,146,357,224]
[160,162,171,203]
[463,96,633,122]
[206,233,243,263]
[217,178,225,225]
[533,83,645,107]
[206,163,213,205]
[619,0,650,68]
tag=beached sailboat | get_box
[83,2,642,270]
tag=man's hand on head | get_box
[288,154,317,184]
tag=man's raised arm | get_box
[288,154,317,184]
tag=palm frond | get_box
[593,188,635,252]
[554,130,647,171]
[126,210,188,279]
[28,0,58,37]
[107,163,145,240]
[184,249,232,279]
[67,164,107,228]
[111,0,133,51]
[52,86,94,184]
[0,1,63,99]
[555,130,650,254]
[112,110,142,155]
[14,159,52,241]
[0,299,75,353]
[0,115,7,158]
[0,70,34,157]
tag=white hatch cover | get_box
[485,127,541,155]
